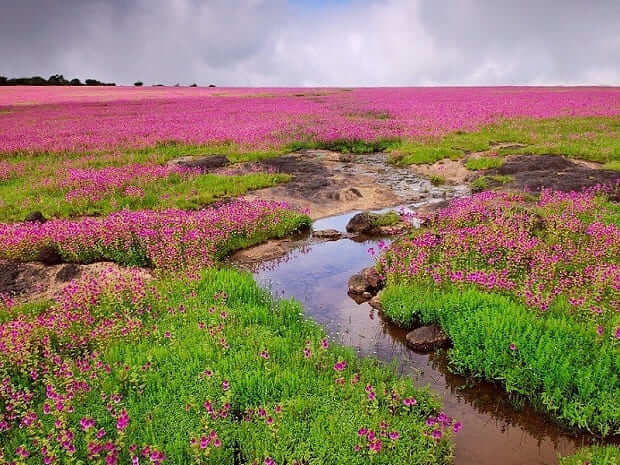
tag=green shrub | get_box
[465,156,504,170]
[380,284,620,436]
[560,446,620,465]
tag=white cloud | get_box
[0,0,618,86]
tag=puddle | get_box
[233,209,612,465]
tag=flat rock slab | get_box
[167,155,229,172]
[313,229,344,240]
[488,155,619,194]
[405,325,451,352]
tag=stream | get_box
[232,205,606,465]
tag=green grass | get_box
[470,174,513,192]
[465,156,504,171]
[391,116,620,165]
[0,171,289,223]
[1,269,453,464]
[372,210,402,227]
[430,175,446,186]
[287,138,398,154]
[560,446,620,465]
[602,160,620,171]
[379,284,620,436]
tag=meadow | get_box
[1,86,619,464]
[377,188,619,435]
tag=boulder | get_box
[405,325,451,352]
[347,267,385,296]
[313,229,343,240]
[362,266,384,289]
[346,212,379,234]
[347,272,369,295]
[167,155,229,172]
[24,211,47,223]
[36,246,62,266]
[368,295,383,311]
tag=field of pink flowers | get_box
[378,186,619,434]
[0,199,309,271]
[1,87,619,153]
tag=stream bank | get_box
[231,207,609,465]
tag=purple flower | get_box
[333,360,347,372]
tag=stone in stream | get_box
[167,155,229,172]
[368,295,383,311]
[346,212,379,234]
[347,267,385,298]
[313,229,343,240]
[405,325,451,352]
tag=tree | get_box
[134,81,143,87]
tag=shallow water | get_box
[238,209,611,465]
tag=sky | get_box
[1,0,619,86]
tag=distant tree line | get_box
[0,75,217,87]
[0,74,116,86]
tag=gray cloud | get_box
[1,0,618,86]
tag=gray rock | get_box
[368,295,383,311]
[346,212,379,234]
[405,325,451,352]
[25,211,47,223]
[347,272,369,294]
[313,229,343,240]
[347,267,385,296]
[167,155,229,172]
[37,246,62,266]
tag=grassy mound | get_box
[0,269,456,464]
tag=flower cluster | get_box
[49,163,199,203]
[0,161,25,182]
[1,87,619,153]
[378,186,620,334]
[0,199,304,270]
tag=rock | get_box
[362,267,384,289]
[376,222,410,236]
[37,246,62,266]
[339,153,353,163]
[346,212,379,234]
[347,272,369,294]
[313,229,343,240]
[55,263,81,282]
[368,295,383,311]
[167,155,229,172]
[24,211,47,223]
[347,267,385,296]
[405,325,451,352]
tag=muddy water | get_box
[237,209,608,465]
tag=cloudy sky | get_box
[1,0,619,86]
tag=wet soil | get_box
[243,150,469,219]
[488,154,619,193]
[0,259,152,303]
[231,209,615,465]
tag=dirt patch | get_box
[243,150,469,219]
[487,154,618,192]
[243,151,402,219]
[0,259,152,304]
[410,159,474,185]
